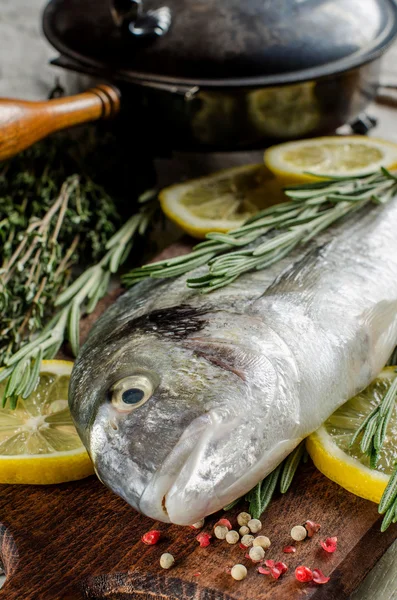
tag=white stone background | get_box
[1,1,397,598]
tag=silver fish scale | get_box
[249,200,397,436]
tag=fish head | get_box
[69,307,299,525]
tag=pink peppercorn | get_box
[320,536,338,553]
[295,566,314,582]
[283,545,296,553]
[215,518,232,530]
[259,562,283,580]
[312,568,330,584]
[141,530,161,545]
[265,559,275,568]
[258,567,271,576]
[196,532,212,547]
[269,567,282,580]
[262,559,286,580]
[305,520,321,538]
[275,562,288,575]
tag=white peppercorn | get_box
[214,525,229,540]
[231,564,247,581]
[240,534,255,548]
[239,525,250,536]
[160,553,175,569]
[237,512,251,527]
[248,518,262,534]
[225,530,240,545]
[248,546,265,562]
[253,535,271,549]
[291,525,307,541]
[190,519,205,530]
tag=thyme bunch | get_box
[0,139,121,364]
[125,168,397,292]
[0,135,159,408]
[1,192,157,409]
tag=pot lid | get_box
[43,0,397,87]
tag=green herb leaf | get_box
[381,497,397,532]
[280,440,306,494]
[351,370,397,483]
[124,169,397,293]
[379,463,397,515]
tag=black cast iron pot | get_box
[1,0,397,157]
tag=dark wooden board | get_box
[0,242,396,599]
[0,466,396,600]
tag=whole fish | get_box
[69,199,397,525]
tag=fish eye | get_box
[110,375,155,412]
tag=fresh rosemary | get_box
[350,370,397,470]
[349,362,397,532]
[379,465,397,532]
[0,192,157,409]
[124,168,397,292]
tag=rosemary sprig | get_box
[376,363,397,531]
[349,369,397,469]
[1,193,157,409]
[223,440,306,517]
[124,168,397,292]
[349,357,397,531]
[379,467,397,531]
[248,441,307,518]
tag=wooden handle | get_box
[0,84,120,161]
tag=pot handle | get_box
[0,84,120,162]
[110,0,171,38]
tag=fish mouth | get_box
[139,409,249,526]
[139,411,302,525]
[138,412,215,524]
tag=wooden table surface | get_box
[1,2,397,597]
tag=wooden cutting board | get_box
[0,242,396,600]
[0,466,396,600]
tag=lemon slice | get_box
[159,164,287,239]
[0,360,93,484]
[306,367,397,504]
[264,136,397,183]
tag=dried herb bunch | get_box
[0,139,121,365]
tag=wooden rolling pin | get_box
[0,84,120,161]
